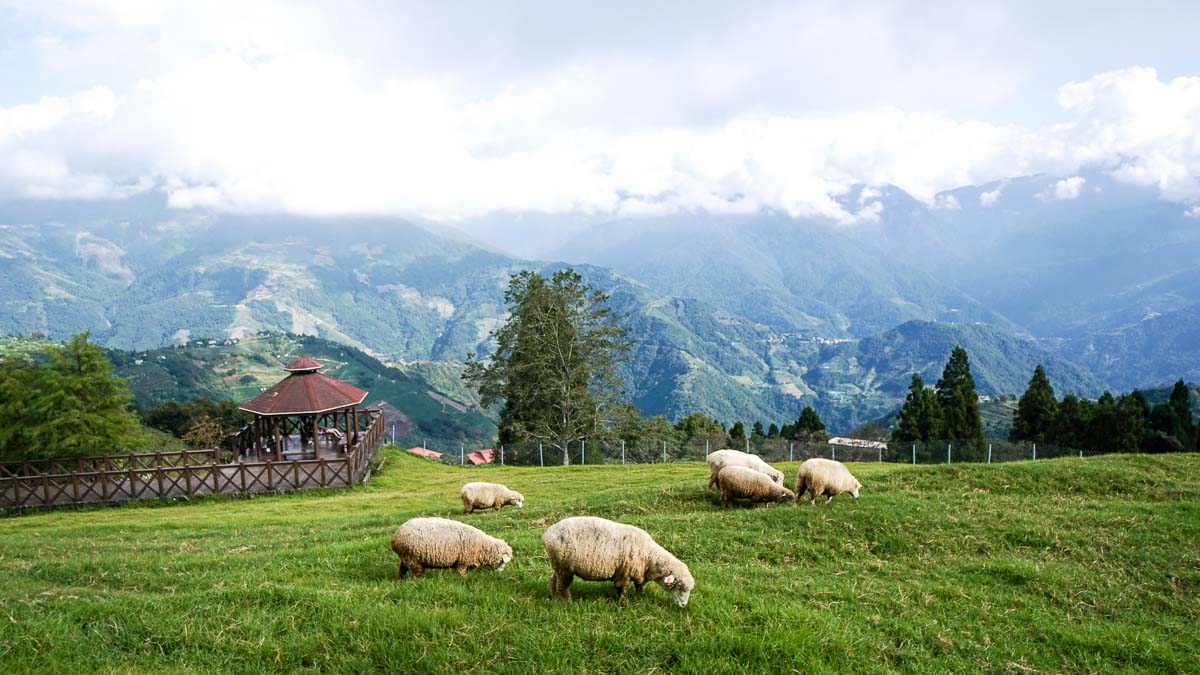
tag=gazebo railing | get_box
[2,408,385,510]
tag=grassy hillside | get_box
[1,453,1196,671]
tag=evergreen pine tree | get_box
[767,423,779,438]
[1168,380,1196,451]
[1011,364,1058,443]
[935,346,984,441]
[752,421,765,438]
[793,406,826,441]
[729,421,746,446]
[891,374,942,443]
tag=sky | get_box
[1,0,1198,227]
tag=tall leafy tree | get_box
[464,268,631,463]
[935,346,984,441]
[1011,364,1058,443]
[891,374,941,443]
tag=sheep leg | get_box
[455,563,469,578]
[551,570,573,600]
[410,563,424,579]
[462,501,473,515]
[707,474,717,490]
[634,580,645,593]
[824,494,833,505]
[396,562,408,580]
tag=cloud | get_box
[0,3,1199,222]
[979,184,1004,206]
[934,194,961,210]
[1186,205,1200,218]
[1042,176,1086,201]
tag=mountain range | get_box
[2,171,1195,435]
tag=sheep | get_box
[795,457,862,506]
[706,449,784,490]
[542,516,694,607]
[390,517,513,579]
[717,465,796,507]
[460,481,525,514]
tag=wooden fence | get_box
[1,409,385,510]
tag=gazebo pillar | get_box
[272,417,282,461]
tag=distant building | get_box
[827,437,888,450]
[466,448,496,465]
[408,446,442,460]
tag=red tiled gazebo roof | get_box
[283,354,324,372]
[240,359,368,416]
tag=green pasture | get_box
[1,452,1197,672]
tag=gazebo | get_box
[239,355,369,461]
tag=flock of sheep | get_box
[389,450,863,608]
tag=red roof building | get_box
[408,446,443,460]
[241,356,367,416]
[466,448,496,465]
[238,355,371,461]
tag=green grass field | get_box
[2,452,1198,672]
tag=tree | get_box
[792,406,827,442]
[891,374,941,443]
[767,423,779,438]
[0,333,141,461]
[182,415,226,450]
[751,421,765,438]
[935,347,984,441]
[1168,380,1196,451]
[1084,392,1144,454]
[463,268,631,463]
[1011,364,1058,443]
[1049,394,1091,449]
[729,421,747,447]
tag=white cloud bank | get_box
[0,3,1198,224]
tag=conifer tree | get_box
[1168,380,1196,451]
[1011,364,1058,443]
[891,374,942,443]
[793,406,826,441]
[729,421,746,446]
[767,423,779,438]
[935,346,984,441]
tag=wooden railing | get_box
[1,409,384,510]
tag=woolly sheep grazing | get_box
[706,449,784,490]
[542,516,694,607]
[717,465,796,507]
[390,517,513,579]
[460,481,524,514]
[795,458,862,506]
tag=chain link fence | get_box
[426,438,1093,467]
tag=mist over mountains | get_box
[2,171,1197,432]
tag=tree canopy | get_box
[1010,364,1058,443]
[463,268,631,461]
[0,333,141,461]
[935,346,984,441]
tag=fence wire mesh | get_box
[424,438,1093,467]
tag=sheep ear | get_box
[663,574,675,586]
